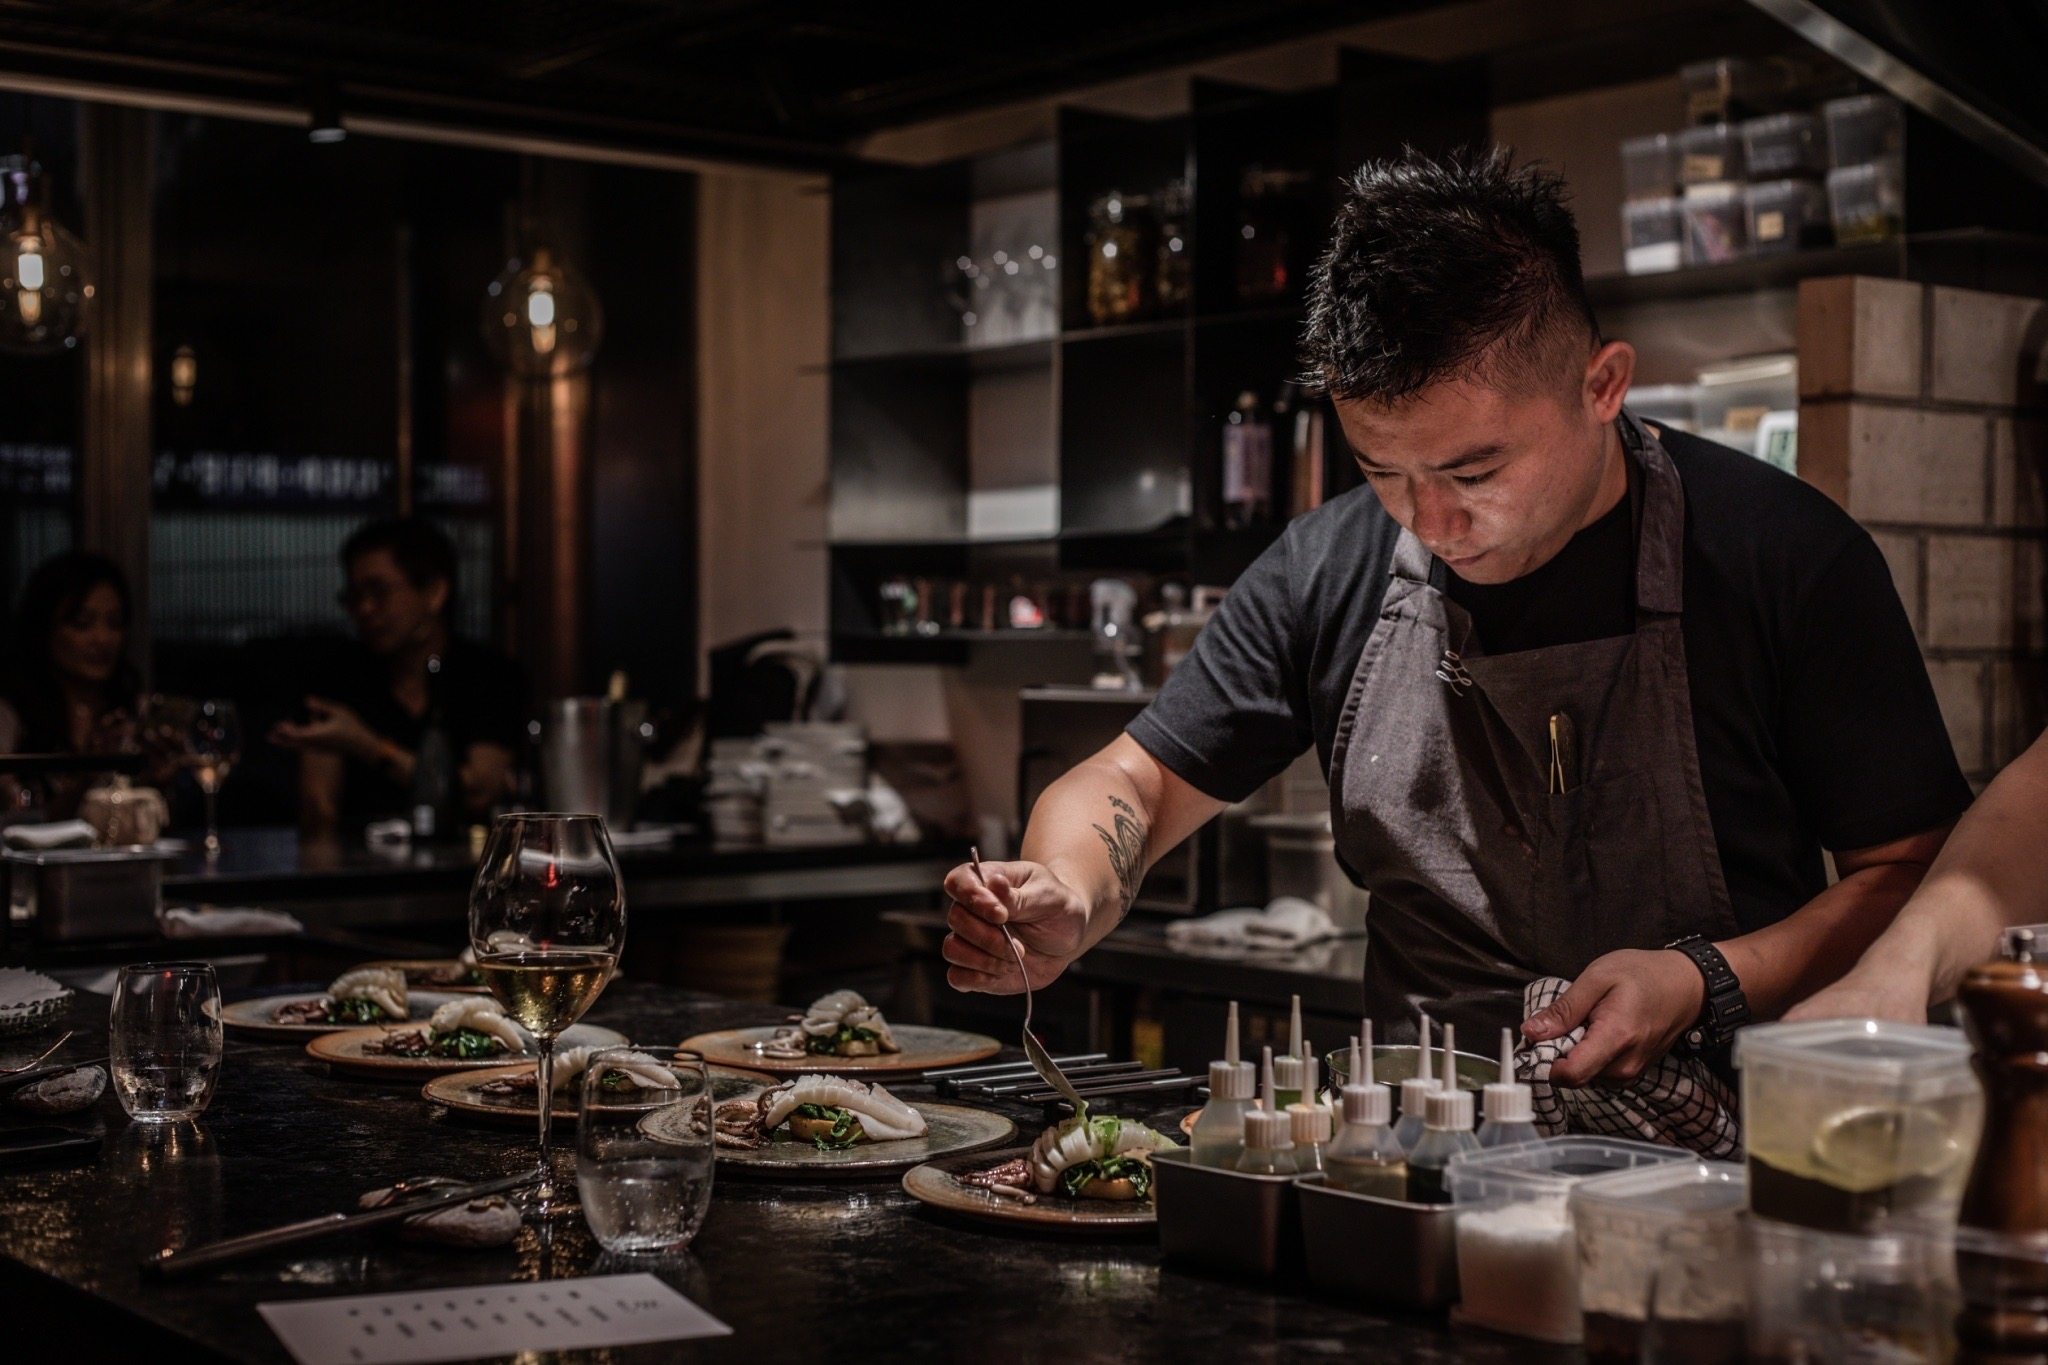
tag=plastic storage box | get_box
[1620,133,1677,202]
[1741,112,1825,179]
[1746,179,1829,255]
[1682,184,1748,266]
[1735,1019,1981,1236]
[1444,1137,1689,1343]
[1681,57,1771,126]
[1570,1161,1748,1364]
[1748,1218,1958,1364]
[1825,92,1907,167]
[1828,156,1905,245]
[1622,197,1683,275]
[1676,123,1746,186]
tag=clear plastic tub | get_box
[1735,1020,1982,1237]
[1746,179,1829,255]
[1681,57,1770,126]
[1622,197,1683,275]
[1828,156,1905,245]
[1620,133,1677,202]
[1741,112,1825,179]
[1825,92,1906,168]
[1445,1137,1689,1343]
[1748,1218,1958,1364]
[1682,184,1748,266]
[1677,123,1746,186]
[1570,1161,1748,1364]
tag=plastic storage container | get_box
[1681,57,1771,126]
[1742,112,1825,179]
[1735,1019,1982,1236]
[1825,92,1907,167]
[1676,123,1746,186]
[1682,184,1748,266]
[1570,1161,1748,1364]
[1828,156,1905,245]
[1622,197,1683,275]
[1444,1136,1689,1343]
[1746,179,1829,255]
[1620,133,1677,202]
[1748,1218,1959,1364]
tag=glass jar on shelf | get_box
[1155,178,1192,312]
[1086,190,1152,326]
[1236,166,1313,304]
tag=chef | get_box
[941,148,1970,1086]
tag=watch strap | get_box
[1664,933,1750,1053]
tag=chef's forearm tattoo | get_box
[1092,795,1146,915]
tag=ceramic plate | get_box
[213,990,468,1040]
[424,1061,775,1124]
[650,1097,1014,1179]
[677,1024,999,1076]
[306,1020,627,1078]
[355,960,490,994]
[901,1145,1161,1233]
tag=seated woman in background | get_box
[269,517,524,839]
[1788,731,2048,1023]
[0,551,150,817]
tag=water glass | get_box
[576,1050,712,1255]
[110,963,223,1122]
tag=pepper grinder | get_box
[1955,928,2048,1359]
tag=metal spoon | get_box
[969,847,1089,1118]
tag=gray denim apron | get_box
[1328,413,1740,1043]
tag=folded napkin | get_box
[1520,975,1742,1160]
[159,905,305,938]
[1164,896,1340,953]
[364,819,411,847]
[2,820,99,850]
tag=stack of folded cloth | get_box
[1,820,100,850]
[1163,896,1340,954]
[159,905,305,938]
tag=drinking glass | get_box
[469,813,625,1213]
[576,1050,713,1255]
[143,695,241,859]
[110,962,223,1122]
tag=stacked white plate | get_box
[0,967,72,1035]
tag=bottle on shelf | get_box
[1394,1011,1440,1153]
[1190,1001,1257,1169]
[1325,1027,1409,1198]
[1236,1045,1298,1176]
[1222,390,1273,530]
[1477,1026,1541,1150]
[409,652,459,843]
[1405,1086,1480,1205]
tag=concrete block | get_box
[1843,404,1989,527]
[1925,535,2046,651]
[1870,531,1923,635]
[1928,286,2048,408]
[1990,418,2048,530]
[1798,276,1924,401]
[1927,658,1989,776]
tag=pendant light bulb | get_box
[482,244,599,377]
[170,343,198,407]
[0,152,89,355]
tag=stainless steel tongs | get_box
[969,847,1089,1117]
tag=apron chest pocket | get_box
[1528,768,1673,974]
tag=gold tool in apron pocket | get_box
[1547,711,1578,794]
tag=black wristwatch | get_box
[1664,934,1751,1053]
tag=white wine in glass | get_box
[469,812,625,1212]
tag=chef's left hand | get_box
[1519,948,1706,1087]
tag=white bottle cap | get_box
[1243,1108,1294,1151]
[1340,1081,1391,1128]
[1208,1059,1254,1100]
[1398,1073,1438,1120]
[1291,1105,1332,1146]
[1271,1052,1306,1094]
[1424,1086,1475,1133]
[1483,1026,1534,1124]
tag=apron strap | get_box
[1623,410,1686,619]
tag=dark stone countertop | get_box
[0,983,1570,1364]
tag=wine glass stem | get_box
[202,785,220,859]
[535,1037,556,1199]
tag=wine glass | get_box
[186,699,240,860]
[469,813,625,1213]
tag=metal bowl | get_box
[1325,1043,1498,1093]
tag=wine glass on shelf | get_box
[469,813,625,1215]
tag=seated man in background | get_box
[1788,731,2048,1023]
[271,517,524,838]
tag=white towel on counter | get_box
[2,820,100,850]
[1164,896,1340,953]
[159,905,306,938]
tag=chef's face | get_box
[1335,338,1636,585]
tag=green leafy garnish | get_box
[791,1102,864,1149]
[328,997,392,1024]
[428,1027,507,1059]
[1060,1153,1154,1200]
[806,1026,882,1055]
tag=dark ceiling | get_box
[0,0,1438,168]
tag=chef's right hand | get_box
[941,860,1089,995]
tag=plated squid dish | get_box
[478,1046,679,1097]
[756,990,902,1060]
[272,968,410,1025]
[714,1074,928,1151]
[363,999,527,1060]
[959,1114,1179,1204]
